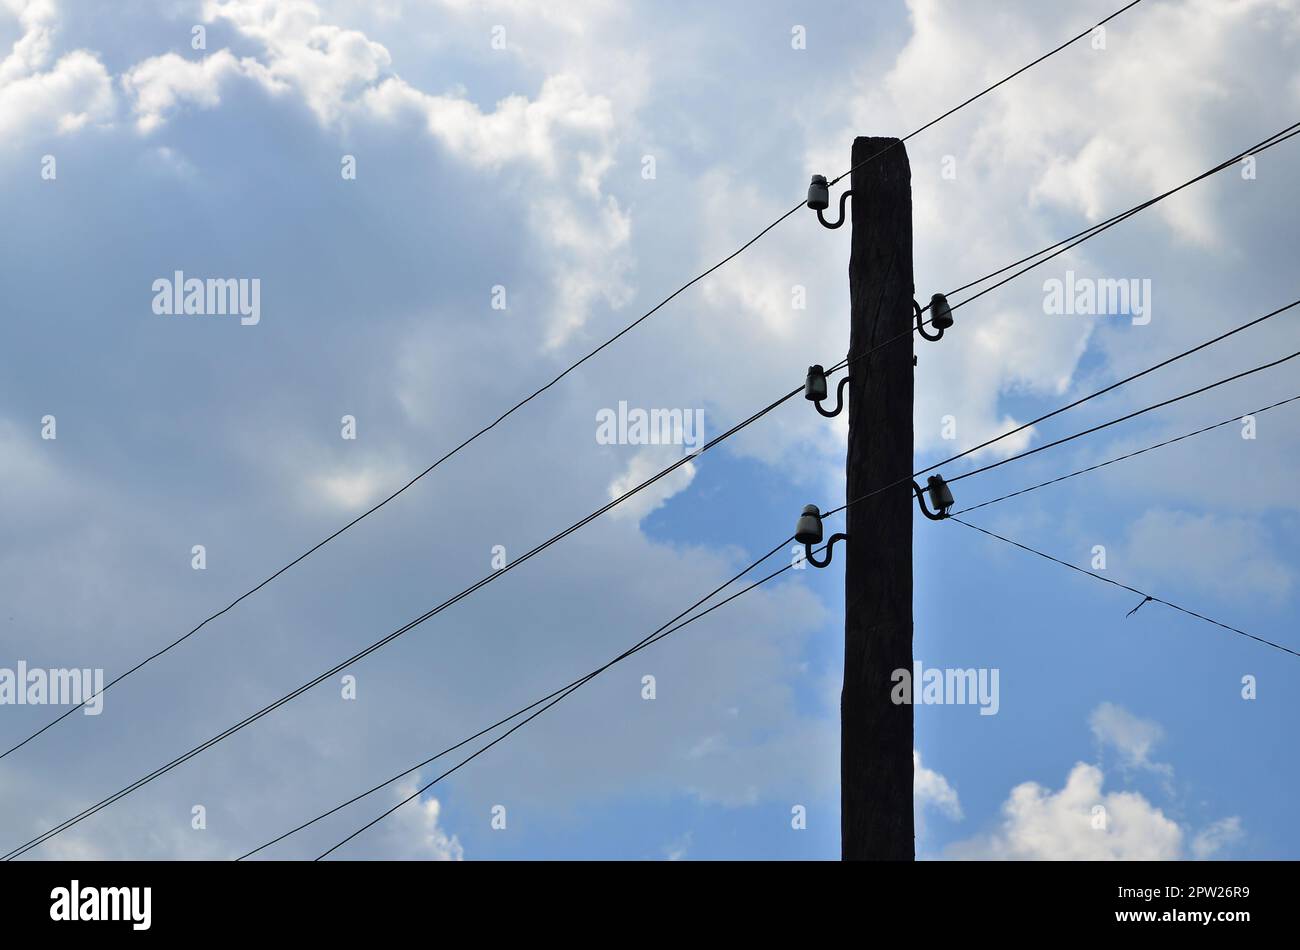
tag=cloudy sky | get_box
[1,0,1298,861]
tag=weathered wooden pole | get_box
[842,136,915,860]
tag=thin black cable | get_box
[312,538,832,860]
[2,382,807,861]
[945,124,1300,314]
[952,393,1300,515]
[270,380,1298,854]
[941,122,1300,302]
[10,188,913,860]
[0,206,807,764]
[240,532,805,860]
[824,298,1300,517]
[837,121,1300,376]
[828,0,1147,185]
[951,518,1300,659]
[939,297,1300,476]
[946,344,1300,486]
[2,0,1138,764]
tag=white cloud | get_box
[0,0,57,83]
[1191,816,1244,860]
[914,750,962,820]
[0,0,114,141]
[343,783,464,860]
[949,705,1246,860]
[1089,701,1172,777]
[122,49,281,133]
[311,465,400,510]
[948,761,1183,860]
[606,446,696,523]
[115,0,630,346]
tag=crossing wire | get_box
[951,393,1300,515]
[0,0,1147,766]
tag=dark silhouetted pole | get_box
[842,136,914,860]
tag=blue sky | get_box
[1,0,1298,860]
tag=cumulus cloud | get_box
[948,761,1183,860]
[1191,816,1244,860]
[949,704,1245,860]
[340,783,464,860]
[0,1,114,140]
[118,0,633,345]
[122,49,281,133]
[914,750,962,820]
[605,446,696,523]
[1089,701,1172,778]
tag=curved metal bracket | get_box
[814,375,851,418]
[805,533,848,568]
[915,299,945,342]
[912,481,947,521]
[817,189,852,229]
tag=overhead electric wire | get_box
[0,0,1145,767]
[0,211,803,766]
[312,540,830,861]
[247,300,1300,857]
[944,343,1300,487]
[822,297,1300,518]
[243,533,827,860]
[1,381,810,861]
[941,123,1300,302]
[828,120,1300,377]
[943,122,1300,315]
[951,518,1300,659]
[828,0,1147,185]
[952,393,1300,515]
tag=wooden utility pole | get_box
[842,136,914,860]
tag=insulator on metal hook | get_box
[912,474,955,520]
[807,174,851,228]
[794,504,848,568]
[916,292,953,342]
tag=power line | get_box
[943,124,1300,302]
[0,213,804,766]
[302,362,1300,858]
[944,123,1300,314]
[0,2,1141,767]
[833,119,1300,374]
[951,393,1300,515]
[828,0,1148,186]
[9,193,932,859]
[944,341,1300,487]
[246,535,828,860]
[950,517,1300,659]
[823,297,1300,517]
[941,297,1300,474]
[1,379,813,861]
[244,342,1300,856]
